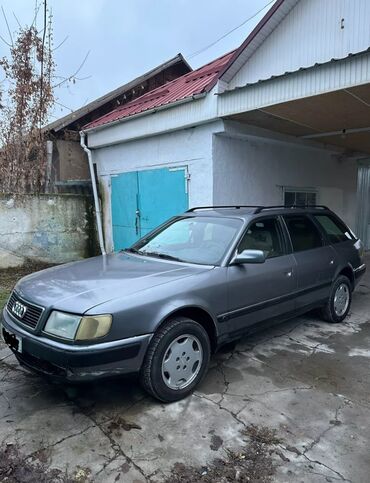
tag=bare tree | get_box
[0,1,54,193]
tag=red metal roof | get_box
[84,51,235,130]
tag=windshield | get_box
[129,216,243,265]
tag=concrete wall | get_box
[213,130,358,230]
[54,140,89,181]
[93,122,221,252]
[0,194,96,268]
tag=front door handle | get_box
[285,270,293,278]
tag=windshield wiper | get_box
[124,248,184,262]
[123,248,142,254]
[140,251,184,262]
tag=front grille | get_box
[6,291,44,329]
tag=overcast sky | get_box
[0,0,275,120]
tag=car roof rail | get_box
[187,205,263,212]
[254,205,330,213]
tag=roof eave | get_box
[81,92,207,135]
[206,0,286,93]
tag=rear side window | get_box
[314,215,354,244]
[238,217,284,259]
[284,215,323,252]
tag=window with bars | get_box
[283,188,317,207]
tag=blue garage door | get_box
[111,167,188,250]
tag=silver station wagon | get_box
[1,205,366,402]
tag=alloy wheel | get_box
[161,334,203,390]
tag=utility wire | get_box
[187,0,275,59]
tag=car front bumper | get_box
[1,308,152,382]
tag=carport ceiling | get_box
[227,83,370,155]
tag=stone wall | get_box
[0,194,97,268]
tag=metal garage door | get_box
[111,167,188,250]
[357,162,370,250]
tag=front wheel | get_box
[140,317,211,402]
[320,275,352,323]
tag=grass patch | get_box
[0,290,9,311]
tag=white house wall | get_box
[213,131,358,229]
[93,122,221,251]
[228,0,370,90]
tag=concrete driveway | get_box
[1,260,369,482]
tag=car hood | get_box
[15,252,212,314]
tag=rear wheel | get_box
[140,317,211,402]
[320,275,352,323]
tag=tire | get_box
[319,275,352,323]
[140,317,211,402]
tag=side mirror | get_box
[231,249,266,265]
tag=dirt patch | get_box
[209,433,223,451]
[165,425,282,483]
[0,261,57,310]
[106,415,142,436]
[0,260,56,292]
[0,443,73,482]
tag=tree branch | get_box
[39,0,47,130]
[52,35,68,52]
[12,11,21,29]
[52,50,90,88]
[1,6,13,47]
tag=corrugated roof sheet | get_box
[46,54,191,133]
[84,51,235,130]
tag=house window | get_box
[283,188,317,207]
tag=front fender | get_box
[85,268,227,342]
[152,299,219,334]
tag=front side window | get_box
[238,218,284,259]
[131,216,242,265]
[284,215,323,252]
[314,215,354,244]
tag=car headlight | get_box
[44,311,112,341]
[75,315,112,341]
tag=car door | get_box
[313,213,362,270]
[282,214,338,310]
[224,216,297,336]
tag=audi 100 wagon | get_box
[1,205,366,402]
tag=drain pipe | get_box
[80,131,106,255]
